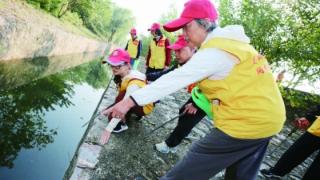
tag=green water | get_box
[0,53,111,180]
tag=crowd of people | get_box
[99,0,319,179]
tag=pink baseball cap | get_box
[148,23,161,31]
[168,35,188,50]
[164,0,218,32]
[104,48,130,66]
[130,28,137,35]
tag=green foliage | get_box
[219,0,320,110]
[85,0,113,39]
[159,5,179,44]
[26,0,63,15]
[0,76,70,168]
[280,87,320,120]
[63,0,93,24]
[60,11,83,26]
[140,34,152,58]
[219,0,319,87]
[63,58,111,89]
[278,0,320,88]
[25,0,135,43]
[219,0,282,61]
[103,4,135,43]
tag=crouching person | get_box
[150,35,205,153]
[102,48,154,133]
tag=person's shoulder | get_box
[207,25,250,44]
[129,70,146,81]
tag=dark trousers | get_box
[146,67,164,80]
[161,128,270,180]
[130,58,135,66]
[165,98,206,147]
[272,132,320,180]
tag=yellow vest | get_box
[127,38,139,58]
[120,77,154,115]
[307,116,320,137]
[198,38,286,139]
[149,37,167,69]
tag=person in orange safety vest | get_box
[145,22,171,79]
[125,28,142,67]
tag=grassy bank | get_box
[0,0,101,41]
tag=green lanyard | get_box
[191,86,214,120]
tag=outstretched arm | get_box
[104,48,237,119]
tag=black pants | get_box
[165,98,206,147]
[146,67,164,80]
[272,132,320,180]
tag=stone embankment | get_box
[0,0,107,61]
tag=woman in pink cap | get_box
[103,0,285,179]
[101,48,153,133]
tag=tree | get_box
[140,34,152,58]
[219,0,319,87]
[218,0,320,108]
[103,4,135,43]
[26,0,63,16]
[57,0,92,19]
[159,4,179,44]
[25,0,135,44]
[85,0,112,38]
[277,0,320,89]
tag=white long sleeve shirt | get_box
[131,25,250,106]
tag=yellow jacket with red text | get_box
[198,37,286,139]
[115,70,153,115]
[148,36,167,69]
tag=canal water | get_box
[0,53,111,180]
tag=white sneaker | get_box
[155,142,177,154]
[113,124,128,133]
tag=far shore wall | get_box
[0,0,107,61]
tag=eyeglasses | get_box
[109,63,126,70]
[102,60,127,69]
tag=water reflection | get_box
[0,53,110,169]
[0,52,103,91]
